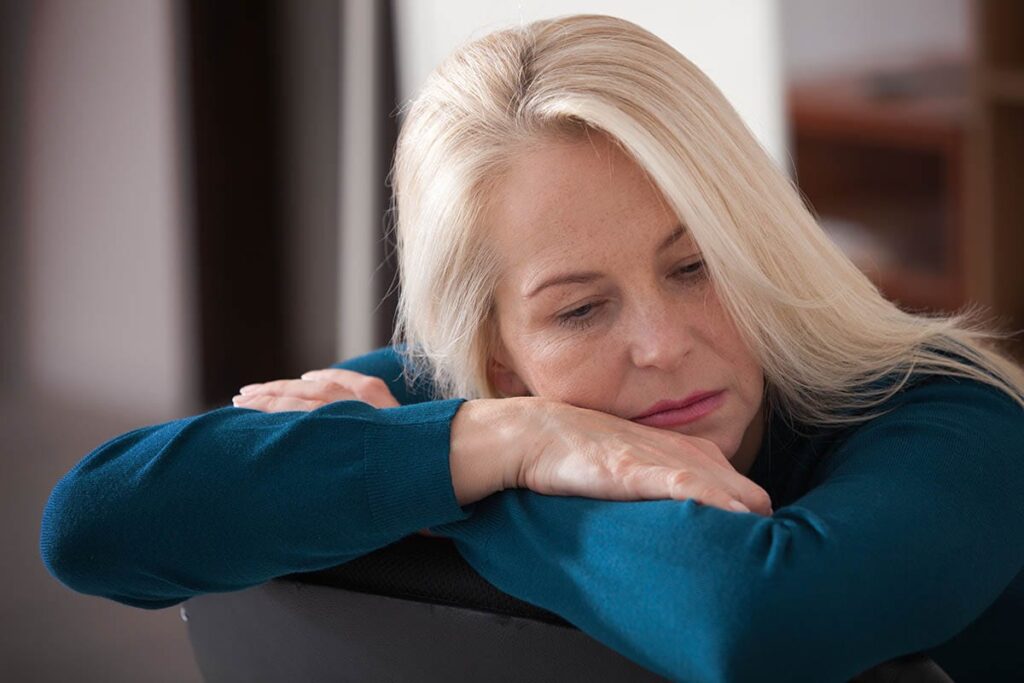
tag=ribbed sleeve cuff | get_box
[363,398,475,536]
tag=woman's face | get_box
[484,131,766,474]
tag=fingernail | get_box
[728,500,751,513]
[232,394,251,403]
[239,384,260,394]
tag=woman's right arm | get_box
[38,347,487,610]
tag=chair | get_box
[183,534,954,682]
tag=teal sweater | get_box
[39,346,1024,682]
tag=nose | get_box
[626,290,691,370]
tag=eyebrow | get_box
[523,223,689,299]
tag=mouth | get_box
[630,390,726,428]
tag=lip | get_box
[632,391,723,420]
[630,390,726,428]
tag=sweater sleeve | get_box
[431,376,1024,683]
[39,346,472,610]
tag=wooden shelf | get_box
[788,64,965,152]
[869,267,964,314]
[783,2,1023,357]
[981,69,1024,104]
[788,59,966,316]
[966,0,1024,358]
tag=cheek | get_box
[717,327,763,407]
[702,291,763,397]
[735,361,765,414]
[518,334,622,408]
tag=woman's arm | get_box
[38,346,479,609]
[431,376,1024,683]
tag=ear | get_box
[487,343,531,397]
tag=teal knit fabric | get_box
[40,345,1024,682]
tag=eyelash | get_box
[555,259,707,330]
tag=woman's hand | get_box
[230,368,401,412]
[502,397,773,515]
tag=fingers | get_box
[240,379,347,402]
[586,449,770,515]
[645,466,763,514]
[653,431,773,515]
[704,467,773,515]
[235,371,401,411]
[743,486,774,516]
[232,393,323,412]
[611,447,772,515]
[301,369,401,408]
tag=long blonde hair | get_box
[387,13,1024,428]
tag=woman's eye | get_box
[557,302,602,329]
[554,261,704,331]
[674,259,706,280]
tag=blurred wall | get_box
[780,0,969,80]
[338,0,382,360]
[394,0,788,170]
[22,0,194,418]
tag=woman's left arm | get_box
[432,377,1024,683]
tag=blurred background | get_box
[2,0,1021,680]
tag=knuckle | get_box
[671,471,696,485]
[318,380,351,397]
[363,377,390,395]
[302,378,343,399]
[604,448,636,480]
[668,469,696,490]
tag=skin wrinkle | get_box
[484,129,766,475]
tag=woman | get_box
[41,14,1023,683]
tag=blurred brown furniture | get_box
[788,0,1024,362]
[968,0,1024,362]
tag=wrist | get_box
[449,397,545,505]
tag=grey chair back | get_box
[183,534,953,683]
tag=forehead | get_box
[485,134,687,271]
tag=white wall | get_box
[394,0,787,169]
[338,0,382,360]
[23,0,193,418]
[779,0,969,80]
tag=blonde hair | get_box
[388,13,1024,428]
